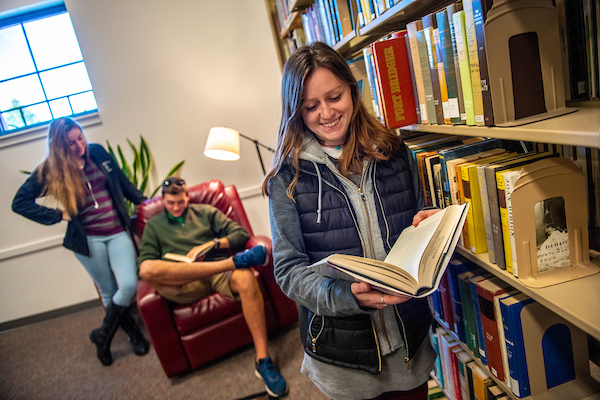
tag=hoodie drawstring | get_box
[312,161,323,224]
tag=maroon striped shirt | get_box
[80,162,123,236]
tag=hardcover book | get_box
[452,10,475,125]
[371,33,418,128]
[436,7,462,124]
[310,203,469,297]
[406,20,429,124]
[475,276,513,382]
[164,242,215,263]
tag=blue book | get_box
[446,257,475,343]
[436,8,462,124]
[438,138,502,207]
[499,292,535,398]
[468,272,492,365]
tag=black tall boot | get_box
[89,303,126,366]
[120,307,149,356]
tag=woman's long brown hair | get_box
[36,117,89,215]
[262,42,402,198]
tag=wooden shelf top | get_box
[456,247,600,342]
[403,107,600,149]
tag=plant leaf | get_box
[127,138,140,188]
[117,145,132,180]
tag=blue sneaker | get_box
[255,357,288,397]
[232,245,268,269]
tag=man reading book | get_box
[137,177,287,397]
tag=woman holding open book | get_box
[12,117,149,366]
[263,42,440,400]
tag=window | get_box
[0,1,97,135]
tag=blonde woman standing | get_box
[13,117,149,366]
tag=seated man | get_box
[138,177,287,397]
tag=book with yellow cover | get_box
[309,203,469,297]
[452,10,475,125]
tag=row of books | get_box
[300,0,353,47]
[358,1,494,128]
[356,0,400,28]
[433,326,509,400]
[431,255,594,399]
[402,133,600,273]
[558,0,600,101]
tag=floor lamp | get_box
[203,127,275,175]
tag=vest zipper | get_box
[394,306,411,369]
[370,319,382,372]
[308,313,325,353]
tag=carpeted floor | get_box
[0,305,327,400]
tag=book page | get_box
[384,208,447,281]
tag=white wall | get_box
[0,0,282,324]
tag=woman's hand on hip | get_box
[351,281,410,309]
[62,211,71,221]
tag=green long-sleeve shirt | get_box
[137,204,250,268]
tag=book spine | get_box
[436,8,462,124]
[500,299,534,398]
[447,3,467,124]
[487,167,506,270]
[496,171,513,274]
[504,171,520,277]
[423,26,445,125]
[416,29,438,124]
[371,35,418,128]
[452,10,475,126]
[469,276,488,365]
[468,165,487,254]
[477,287,507,382]
[406,21,429,124]
[462,0,485,126]
[458,272,479,354]
[461,165,475,251]
[472,0,494,126]
[433,28,451,125]
[477,165,495,264]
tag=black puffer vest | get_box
[289,153,433,374]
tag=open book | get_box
[164,242,215,263]
[309,203,469,298]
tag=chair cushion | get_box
[171,268,270,335]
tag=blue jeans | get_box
[74,231,138,308]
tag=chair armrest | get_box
[136,280,191,378]
[246,235,298,328]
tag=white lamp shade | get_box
[204,127,240,161]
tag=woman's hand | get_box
[351,281,410,309]
[412,208,442,227]
[62,211,71,221]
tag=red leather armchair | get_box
[135,180,298,378]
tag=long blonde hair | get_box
[36,117,89,215]
[262,42,402,198]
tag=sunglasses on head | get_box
[163,178,185,187]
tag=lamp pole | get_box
[238,133,275,175]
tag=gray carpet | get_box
[0,305,327,400]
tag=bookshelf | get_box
[264,0,600,398]
[403,107,600,149]
[435,314,600,400]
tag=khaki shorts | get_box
[158,271,236,304]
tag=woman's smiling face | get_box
[301,67,353,146]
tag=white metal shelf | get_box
[403,107,600,149]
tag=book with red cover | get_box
[371,31,418,128]
[475,276,513,382]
